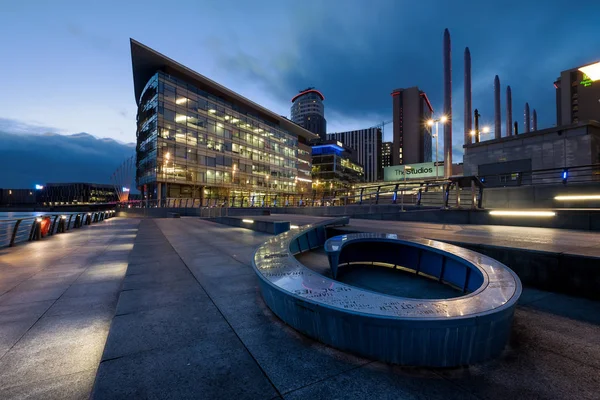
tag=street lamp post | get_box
[427,115,448,180]
[470,125,491,143]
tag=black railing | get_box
[0,210,115,248]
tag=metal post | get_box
[9,220,22,247]
[435,121,439,180]
[471,179,476,209]
[401,166,408,212]
[392,184,399,204]
[455,182,461,208]
[359,188,364,205]
[29,219,39,241]
[444,184,451,208]
[375,186,381,205]
[49,216,59,235]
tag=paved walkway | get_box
[262,214,600,258]
[0,218,139,399]
[2,216,599,398]
[93,218,600,399]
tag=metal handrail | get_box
[0,210,116,249]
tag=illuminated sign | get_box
[383,162,440,181]
[580,73,593,87]
[35,184,44,190]
[122,187,130,192]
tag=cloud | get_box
[0,118,65,135]
[0,128,135,188]
[204,0,599,164]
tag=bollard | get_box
[67,214,74,230]
[85,213,92,225]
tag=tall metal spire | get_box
[443,28,452,178]
[464,47,472,146]
[506,86,513,136]
[494,75,501,139]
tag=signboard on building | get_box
[383,162,441,181]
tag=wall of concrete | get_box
[119,205,600,231]
[463,123,600,176]
[482,182,600,209]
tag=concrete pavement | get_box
[1,216,599,399]
[93,218,600,399]
[0,218,139,399]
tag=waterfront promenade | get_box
[0,218,139,398]
[0,216,599,399]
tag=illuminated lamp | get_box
[578,61,600,81]
[554,195,600,201]
[489,210,556,217]
[242,219,254,223]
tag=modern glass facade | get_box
[132,40,317,206]
[311,142,364,196]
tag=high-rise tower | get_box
[291,88,326,141]
[391,87,434,165]
[443,28,452,178]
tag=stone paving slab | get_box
[145,219,600,399]
[92,219,279,399]
[0,218,140,399]
[8,216,596,399]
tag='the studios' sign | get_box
[383,162,441,181]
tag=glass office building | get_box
[311,141,364,195]
[131,40,317,206]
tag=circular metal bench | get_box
[252,218,522,367]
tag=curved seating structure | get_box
[252,218,522,367]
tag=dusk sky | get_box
[2,0,600,161]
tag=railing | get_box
[478,163,600,187]
[0,210,115,248]
[121,179,479,211]
[120,163,600,211]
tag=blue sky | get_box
[1,0,599,161]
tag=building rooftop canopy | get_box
[291,88,325,103]
[130,39,319,141]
